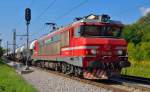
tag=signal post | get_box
[24,8,31,70]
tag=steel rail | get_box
[121,75,150,85]
[110,76,150,92]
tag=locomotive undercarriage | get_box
[32,60,83,77]
[31,60,126,79]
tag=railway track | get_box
[109,75,150,92]
[34,67,128,92]
[34,66,150,92]
[2,58,150,92]
[121,75,150,85]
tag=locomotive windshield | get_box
[75,25,122,38]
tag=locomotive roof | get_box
[38,14,123,40]
[72,19,123,26]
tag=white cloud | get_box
[140,7,150,16]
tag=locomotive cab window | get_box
[74,25,122,38]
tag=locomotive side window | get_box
[45,34,61,55]
[60,31,69,47]
[74,27,81,37]
[53,35,60,42]
[53,34,61,54]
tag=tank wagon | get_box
[25,14,131,79]
[10,40,37,64]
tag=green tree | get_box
[123,12,150,62]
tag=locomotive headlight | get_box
[91,49,97,55]
[117,50,123,55]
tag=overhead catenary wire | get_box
[30,0,57,37]
[14,0,36,47]
[32,0,57,24]
[31,0,88,38]
[15,0,35,28]
[11,0,89,48]
[16,0,57,46]
[53,0,89,21]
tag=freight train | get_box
[7,14,131,79]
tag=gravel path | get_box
[21,68,112,92]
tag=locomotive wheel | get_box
[70,65,74,74]
[74,67,82,77]
[41,61,45,68]
[54,63,59,71]
[62,63,67,73]
[37,62,41,67]
[74,67,78,76]
[77,67,83,77]
[65,64,73,75]
[39,62,43,68]
[57,62,62,72]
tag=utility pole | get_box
[6,41,18,57]
[13,29,16,61]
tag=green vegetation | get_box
[122,61,150,78]
[0,47,4,57]
[0,60,37,92]
[122,12,150,78]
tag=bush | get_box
[0,47,4,57]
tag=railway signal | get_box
[25,8,31,70]
[25,8,31,25]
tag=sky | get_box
[0,0,150,49]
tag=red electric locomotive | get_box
[31,14,130,79]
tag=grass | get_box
[0,60,38,92]
[121,60,150,78]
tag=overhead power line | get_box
[30,0,57,37]
[31,0,88,38]
[15,0,35,28]
[54,0,89,21]
[32,0,57,23]
[31,0,88,39]
[15,0,57,42]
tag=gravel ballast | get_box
[21,68,112,92]
[3,58,149,92]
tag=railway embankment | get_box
[1,58,123,92]
[0,59,37,92]
[2,58,150,92]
